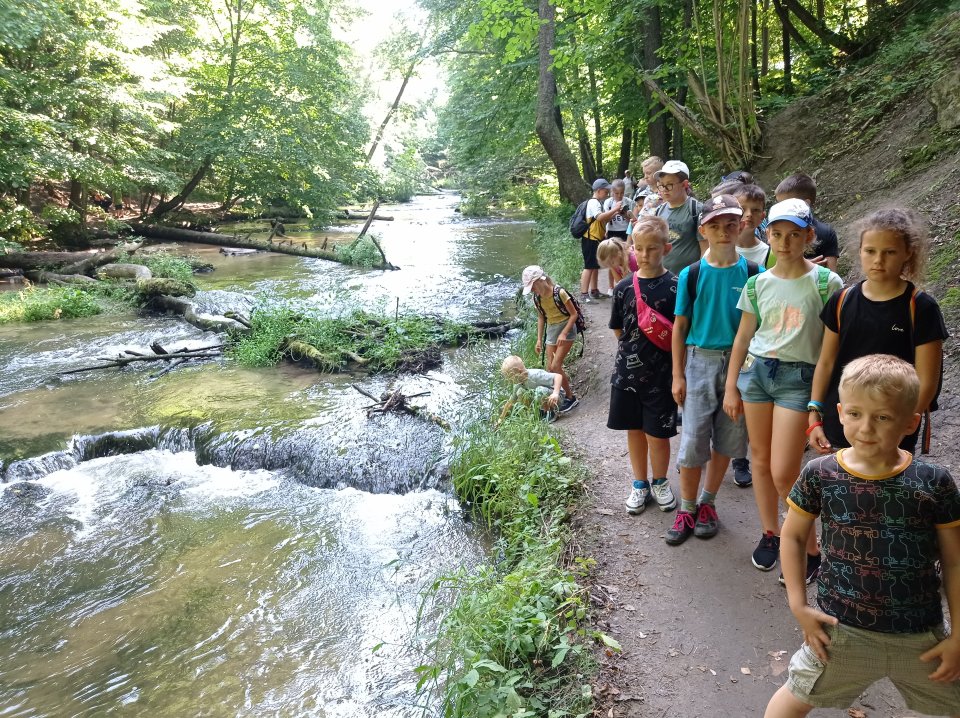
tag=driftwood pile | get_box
[351,384,449,430]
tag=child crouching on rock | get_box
[497,355,563,425]
[608,216,678,514]
[522,265,582,413]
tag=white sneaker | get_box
[650,480,677,511]
[606,288,614,297]
[625,481,651,515]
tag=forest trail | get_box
[562,297,940,718]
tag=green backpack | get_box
[744,265,831,328]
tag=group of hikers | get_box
[499,158,959,717]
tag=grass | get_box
[929,231,960,284]
[414,216,600,717]
[132,253,196,284]
[0,284,106,323]
[227,304,471,372]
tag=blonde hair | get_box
[641,156,664,173]
[597,239,628,271]
[501,354,526,382]
[854,207,929,283]
[631,215,670,244]
[839,354,919,414]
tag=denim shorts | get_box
[735,356,814,413]
[545,321,579,345]
[786,622,960,714]
[677,346,748,467]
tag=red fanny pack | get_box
[632,272,673,352]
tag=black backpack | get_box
[533,286,587,334]
[569,200,592,239]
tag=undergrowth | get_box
[0,284,107,323]
[132,253,196,284]
[227,304,470,372]
[336,236,385,268]
[415,217,602,717]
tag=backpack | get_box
[569,200,592,239]
[744,265,831,329]
[835,283,939,452]
[532,286,587,334]
[684,257,761,325]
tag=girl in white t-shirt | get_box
[722,199,843,579]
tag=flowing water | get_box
[0,193,537,716]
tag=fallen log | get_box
[130,223,398,270]
[0,241,141,275]
[148,294,245,332]
[23,270,100,285]
[350,384,449,430]
[58,344,224,375]
[341,210,394,221]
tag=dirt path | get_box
[561,296,951,718]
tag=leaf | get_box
[371,642,384,653]
[598,633,621,651]
[472,658,507,673]
[551,646,569,667]
[461,669,479,688]
[526,492,539,507]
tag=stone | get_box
[97,262,152,280]
[929,70,960,131]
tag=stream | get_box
[0,193,537,716]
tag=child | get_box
[774,173,839,271]
[667,194,761,545]
[603,180,635,295]
[597,238,631,291]
[522,265,581,413]
[653,160,704,275]
[497,355,563,425]
[730,183,775,269]
[765,355,960,718]
[635,156,664,209]
[723,198,843,576]
[808,208,947,455]
[608,216,678,514]
[580,179,620,301]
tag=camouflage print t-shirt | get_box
[787,451,960,634]
[608,271,677,393]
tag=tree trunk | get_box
[751,0,761,95]
[779,0,792,94]
[588,64,603,177]
[643,4,670,159]
[534,0,589,205]
[367,36,425,163]
[617,124,631,177]
[130,224,398,269]
[779,0,860,54]
[151,158,212,218]
[761,0,770,75]
[576,120,597,183]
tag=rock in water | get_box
[98,263,152,280]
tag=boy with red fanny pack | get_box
[607,215,679,515]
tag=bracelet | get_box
[806,400,824,412]
[805,421,823,436]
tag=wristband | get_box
[805,421,823,436]
[806,400,824,412]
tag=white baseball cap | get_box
[654,160,690,181]
[521,265,546,294]
[768,198,812,228]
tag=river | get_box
[0,193,537,716]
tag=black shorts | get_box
[581,237,600,270]
[606,385,678,438]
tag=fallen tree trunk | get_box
[58,343,224,376]
[148,295,246,332]
[24,270,100,285]
[131,223,398,270]
[340,210,394,221]
[0,241,141,275]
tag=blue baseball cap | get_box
[768,198,812,228]
[592,178,611,191]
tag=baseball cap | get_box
[698,194,743,226]
[592,178,611,191]
[654,160,690,181]
[521,265,546,294]
[767,198,811,228]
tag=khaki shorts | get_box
[786,622,960,715]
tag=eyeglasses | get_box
[657,182,676,192]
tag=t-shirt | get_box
[736,240,775,268]
[603,196,635,234]
[676,256,763,350]
[819,281,949,447]
[737,266,843,364]
[608,271,678,392]
[787,452,960,634]
[536,287,574,326]
[512,368,559,400]
[655,197,703,274]
[586,198,605,241]
[808,215,839,259]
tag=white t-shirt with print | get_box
[603,196,634,233]
[737,266,844,364]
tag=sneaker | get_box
[693,503,719,539]
[606,288,614,297]
[751,532,780,571]
[650,480,677,511]
[625,481,652,515]
[665,510,696,545]
[778,554,823,586]
[558,396,579,414]
[732,457,753,487]
[590,289,603,299]
[539,409,557,423]
[579,292,592,303]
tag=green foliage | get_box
[228,304,470,372]
[533,204,586,291]
[336,237,384,268]
[929,232,960,284]
[382,144,430,202]
[131,253,196,284]
[40,204,81,227]
[940,287,960,311]
[458,193,491,217]
[0,198,39,246]
[0,284,104,323]
[416,379,594,716]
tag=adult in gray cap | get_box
[579,178,621,300]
